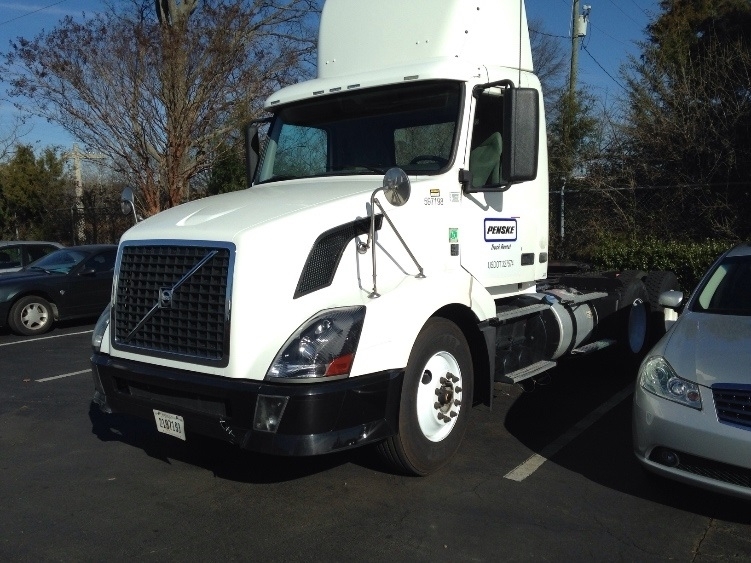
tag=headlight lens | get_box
[638,355,702,409]
[91,304,111,352]
[266,306,365,380]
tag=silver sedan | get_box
[633,242,751,499]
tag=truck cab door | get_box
[459,85,544,292]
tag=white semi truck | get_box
[90,0,669,475]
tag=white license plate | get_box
[153,409,186,441]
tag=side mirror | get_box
[121,187,138,224]
[658,290,684,310]
[501,87,539,184]
[382,168,410,207]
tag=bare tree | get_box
[0,115,31,164]
[528,18,567,102]
[3,0,320,216]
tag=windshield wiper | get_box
[332,164,388,174]
[28,266,52,274]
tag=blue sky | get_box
[0,0,659,151]
[527,0,658,104]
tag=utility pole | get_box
[563,2,591,168]
[560,2,591,242]
[568,2,591,100]
[64,144,106,244]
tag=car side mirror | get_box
[658,290,684,310]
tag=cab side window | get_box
[469,93,504,188]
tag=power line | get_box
[588,21,632,49]
[0,0,69,27]
[582,45,627,92]
[529,28,568,40]
[628,0,653,19]
[606,0,642,27]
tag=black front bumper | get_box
[91,353,403,456]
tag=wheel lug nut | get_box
[454,399,461,406]
[434,402,441,409]
[455,386,462,393]
[450,411,457,418]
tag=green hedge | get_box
[573,237,735,292]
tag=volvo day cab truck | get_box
[91,0,667,475]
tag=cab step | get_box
[495,360,557,385]
[571,339,616,355]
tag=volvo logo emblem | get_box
[158,287,174,309]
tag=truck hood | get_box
[661,311,751,387]
[124,177,379,242]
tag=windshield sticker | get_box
[484,218,517,242]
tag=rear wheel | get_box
[9,295,53,335]
[378,318,474,476]
[617,274,651,357]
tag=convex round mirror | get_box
[121,186,135,216]
[382,167,410,207]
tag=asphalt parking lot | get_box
[1,322,750,561]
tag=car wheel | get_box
[9,296,54,336]
[377,318,473,476]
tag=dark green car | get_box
[0,245,117,336]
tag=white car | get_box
[633,242,751,499]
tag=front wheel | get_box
[9,295,54,335]
[378,318,474,475]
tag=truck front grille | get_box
[113,242,234,366]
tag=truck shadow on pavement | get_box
[87,402,392,483]
[500,351,751,525]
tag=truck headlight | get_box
[92,304,111,353]
[638,355,702,410]
[266,306,365,380]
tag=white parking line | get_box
[0,329,93,347]
[36,369,90,383]
[504,383,635,482]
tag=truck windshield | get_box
[257,80,462,183]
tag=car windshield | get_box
[256,80,462,183]
[694,255,751,315]
[27,249,88,274]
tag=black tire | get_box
[618,278,651,357]
[378,318,474,476]
[9,295,54,336]
[645,271,680,310]
[645,271,680,342]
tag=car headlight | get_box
[92,304,111,353]
[266,306,365,381]
[638,355,702,409]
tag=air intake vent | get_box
[294,216,381,299]
[113,242,233,366]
